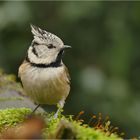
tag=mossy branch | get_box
[0,69,123,139]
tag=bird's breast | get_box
[19,62,70,104]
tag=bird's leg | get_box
[32,104,41,114]
[54,100,65,119]
[26,104,41,119]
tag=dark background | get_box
[0,1,140,138]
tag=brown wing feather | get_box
[64,65,71,85]
[18,60,29,78]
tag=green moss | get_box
[73,121,120,140]
[0,108,122,140]
[45,114,122,140]
[0,108,31,131]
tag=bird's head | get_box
[27,24,71,66]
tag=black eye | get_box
[48,44,56,49]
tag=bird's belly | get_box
[21,67,70,105]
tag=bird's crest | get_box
[30,24,47,37]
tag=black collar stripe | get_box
[26,56,62,68]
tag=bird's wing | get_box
[64,65,71,85]
[18,60,27,78]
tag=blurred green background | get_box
[0,1,140,138]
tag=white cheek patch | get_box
[28,46,58,64]
[35,45,48,58]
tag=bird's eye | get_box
[48,44,56,49]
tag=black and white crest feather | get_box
[30,24,47,37]
[30,24,57,41]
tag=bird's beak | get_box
[61,45,72,51]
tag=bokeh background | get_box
[0,1,140,138]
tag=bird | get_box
[18,25,71,117]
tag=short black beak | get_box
[61,45,72,51]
